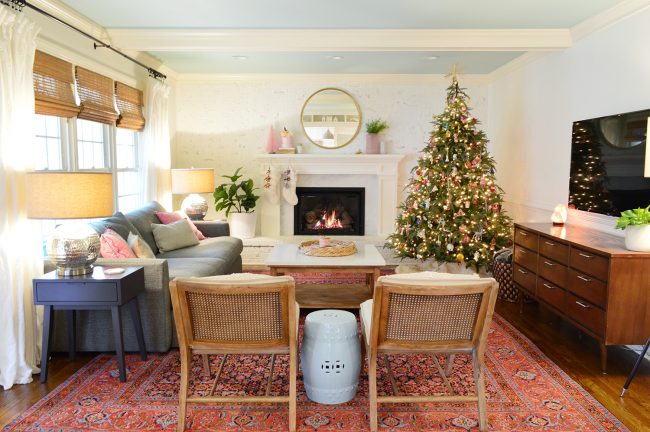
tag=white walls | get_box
[488,7,650,233]
[172,76,489,222]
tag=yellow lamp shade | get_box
[171,168,215,194]
[26,172,114,219]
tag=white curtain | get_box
[142,77,172,210]
[0,5,42,390]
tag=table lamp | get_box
[171,168,215,220]
[26,172,114,276]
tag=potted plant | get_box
[365,118,389,154]
[615,205,650,251]
[213,167,260,239]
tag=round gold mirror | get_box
[301,88,361,149]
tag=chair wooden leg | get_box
[202,354,210,376]
[177,347,191,432]
[368,352,379,432]
[445,354,456,376]
[473,353,488,432]
[289,348,297,432]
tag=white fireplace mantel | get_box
[255,154,405,236]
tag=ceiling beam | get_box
[107,29,572,53]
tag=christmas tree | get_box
[387,73,512,270]
[568,120,616,215]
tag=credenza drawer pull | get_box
[575,301,591,309]
[543,261,556,267]
[519,249,527,254]
[577,275,592,282]
[578,253,593,259]
[517,269,528,275]
[519,231,528,236]
[543,283,555,289]
[544,241,556,247]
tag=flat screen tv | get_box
[569,109,650,216]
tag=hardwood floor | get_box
[1,300,649,430]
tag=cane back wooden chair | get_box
[360,272,498,432]
[170,274,298,432]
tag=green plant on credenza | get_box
[615,205,650,252]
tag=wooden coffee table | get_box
[266,242,386,309]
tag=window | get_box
[115,128,142,212]
[76,118,108,170]
[33,116,143,212]
[33,114,65,170]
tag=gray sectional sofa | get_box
[50,201,243,353]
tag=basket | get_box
[299,240,357,257]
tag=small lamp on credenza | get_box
[551,203,568,226]
[171,168,215,220]
[26,172,114,277]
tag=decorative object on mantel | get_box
[265,124,279,154]
[171,168,215,220]
[386,72,512,271]
[299,239,357,257]
[213,167,260,239]
[551,203,568,226]
[301,88,361,149]
[277,147,296,154]
[615,205,650,251]
[280,127,294,149]
[365,118,389,154]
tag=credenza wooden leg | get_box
[600,343,608,374]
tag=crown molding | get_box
[107,28,572,53]
[28,0,111,42]
[571,0,650,42]
[487,52,547,81]
[175,73,491,84]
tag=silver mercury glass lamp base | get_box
[47,223,101,278]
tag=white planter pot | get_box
[229,212,257,239]
[624,224,650,252]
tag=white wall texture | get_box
[488,7,650,234]
[172,76,489,223]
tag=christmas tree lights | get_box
[386,74,512,271]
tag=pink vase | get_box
[366,133,380,154]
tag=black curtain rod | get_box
[2,0,166,81]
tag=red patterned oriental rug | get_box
[5,272,628,431]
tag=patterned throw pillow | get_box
[127,232,156,258]
[100,228,137,258]
[155,211,206,240]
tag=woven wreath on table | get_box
[299,240,357,257]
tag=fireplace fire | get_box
[294,187,364,235]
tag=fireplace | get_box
[294,187,365,236]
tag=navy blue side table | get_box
[34,266,147,383]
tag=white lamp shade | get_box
[26,172,114,219]
[171,168,215,194]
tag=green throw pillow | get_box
[151,219,199,252]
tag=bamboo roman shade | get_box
[115,82,145,131]
[75,66,119,125]
[33,51,80,117]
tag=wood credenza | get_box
[513,222,650,371]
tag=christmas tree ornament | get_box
[447,243,454,251]
[456,253,465,262]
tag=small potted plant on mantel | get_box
[365,118,389,154]
[213,167,260,239]
[615,205,650,251]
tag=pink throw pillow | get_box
[155,211,206,240]
[100,228,137,258]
